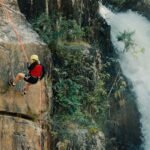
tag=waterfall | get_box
[99,4,150,150]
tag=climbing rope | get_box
[39,80,43,149]
[2,6,28,62]
[1,1,43,149]
[0,1,24,16]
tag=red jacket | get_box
[29,64,43,78]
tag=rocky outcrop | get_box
[70,129,105,150]
[55,129,105,150]
[0,0,51,149]
[0,115,49,150]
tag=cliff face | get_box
[0,115,49,150]
[0,0,51,149]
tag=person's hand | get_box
[27,62,30,68]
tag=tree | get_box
[45,0,49,15]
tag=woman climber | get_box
[9,54,45,94]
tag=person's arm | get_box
[27,62,37,70]
[27,62,31,70]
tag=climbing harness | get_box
[0,1,44,149]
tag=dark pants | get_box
[24,74,38,84]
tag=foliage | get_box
[114,76,127,99]
[53,79,82,113]
[117,30,135,52]
[110,0,126,6]
[32,13,110,140]
[59,19,85,41]
[88,127,99,135]
[52,110,100,141]
[144,0,150,5]
[32,13,54,44]
[85,79,109,121]
[117,30,145,56]
[49,41,111,140]
[32,13,84,46]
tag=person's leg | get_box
[13,73,25,85]
[23,82,31,94]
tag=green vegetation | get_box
[32,13,109,141]
[31,8,133,150]
[32,13,84,46]
[110,0,126,6]
[106,0,150,8]
[117,30,135,52]
[53,79,82,113]
[117,30,145,55]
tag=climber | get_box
[9,54,45,94]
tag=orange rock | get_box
[0,115,49,150]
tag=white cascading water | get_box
[99,4,150,150]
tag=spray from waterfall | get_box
[99,4,150,150]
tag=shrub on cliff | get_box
[32,13,109,141]
[32,13,84,45]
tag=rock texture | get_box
[0,0,49,116]
[71,129,105,150]
[0,115,49,150]
[55,129,105,150]
[0,0,51,149]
